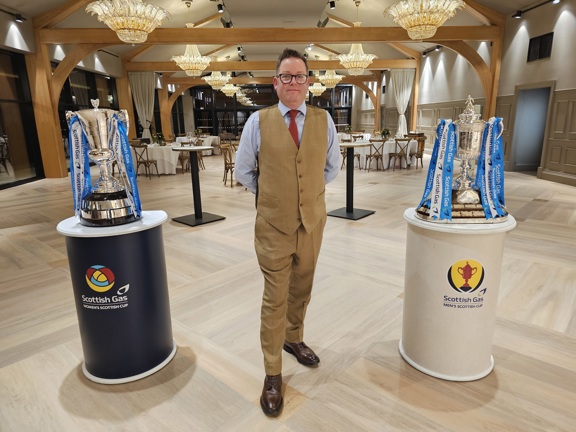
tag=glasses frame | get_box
[276,74,309,84]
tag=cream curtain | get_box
[129,72,156,139]
[390,69,415,137]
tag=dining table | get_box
[131,144,180,175]
[348,139,418,170]
[170,145,225,227]
[328,141,375,221]
[175,136,220,155]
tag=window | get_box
[527,32,553,62]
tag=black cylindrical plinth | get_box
[58,211,176,384]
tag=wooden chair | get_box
[410,136,426,168]
[389,138,410,171]
[131,144,159,179]
[220,144,235,187]
[365,139,383,172]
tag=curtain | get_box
[390,69,415,138]
[129,72,156,139]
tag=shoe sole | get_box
[260,396,283,417]
[283,344,320,366]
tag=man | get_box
[235,48,340,417]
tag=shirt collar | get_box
[278,101,307,117]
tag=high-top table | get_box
[171,146,225,227]
[328,141,374,220]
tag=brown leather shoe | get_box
[283,341,320,366]
[260,374,283,417]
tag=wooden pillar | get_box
[117,75,137,139]
[158,78,172,140]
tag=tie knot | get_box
[290,110,299,120]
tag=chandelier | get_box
[171,24,211,76]
[318,70,343,88]
[336,1,377,76]
[385,0,465,40]
[309,82,326,97]
[86,0,169,44]
[221,83,239,97]
[202,71,231,90]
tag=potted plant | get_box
[381,128,391,140]
[195,128,202,137]
[153,132,165,145]
[344,124,352,134]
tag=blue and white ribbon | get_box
[68,115,91,218]
[418,120,445,210]
[429,120,456,220]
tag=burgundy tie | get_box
[288,109,299,148]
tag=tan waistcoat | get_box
[257,105,328,234]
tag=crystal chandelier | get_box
[385,0,465,41]
[309,82,326,97]
[86,0,169,44]
[202,71,231,90]
[318,70,343,88]
[171,24,211,76]
[221,83,239,97]
[337,2,377,76]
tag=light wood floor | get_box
[1,155,575,431]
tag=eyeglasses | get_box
[276,74,308,84]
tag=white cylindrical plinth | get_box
[399,208,516,381]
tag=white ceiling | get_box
[0,0,543,76]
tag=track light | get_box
[422,51,427,57]
[306,44,313,52]
[237,46,242,53]
[0,8,26,23]
[329,1,336,9]
[435,45,441,51]
[217,4,224,13]
[512,0,560,19]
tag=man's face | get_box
[273,57,310,109]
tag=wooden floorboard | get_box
[1,154,575,431]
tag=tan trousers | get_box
[255,213,326,375]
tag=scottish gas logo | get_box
[85,265,115,293]
[443,259,487,310]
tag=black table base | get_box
[327,207,375,220]
[173,212,226,227]
[328,145,375,221]
[173,149,225,227]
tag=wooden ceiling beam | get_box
[39,26,501,45]
[128,59,417,72]
[33,0,92,29]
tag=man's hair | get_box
[275,48,309,74]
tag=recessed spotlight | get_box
[513,10,523,19]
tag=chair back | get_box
[395,138,410,156]
[221,144,235,165]
[139,138,151,144]
[131,144,150,163]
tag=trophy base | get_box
[80,190,139,227]
[416,191,508,224]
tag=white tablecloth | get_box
[175,136,220,155]
[132,145,180,175]
[345,139,418,170]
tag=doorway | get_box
[510,84,552,173]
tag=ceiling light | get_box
[385,0,464,40]
[435,45,441,51]
[171,24,211,76]
[309,82,326,97]
[306,44,313,52]
[202,71,231,90]
[329,1,336,9]
[217,4,224,13]
[552,0,560,4]
[14,13,24,23]
[86,0,169,44]
[318,70,343,88]
[221,83,239,97]
[512,10,523,18]
[336,2,377,75]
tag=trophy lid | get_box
[456,95,483,125]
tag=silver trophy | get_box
[453,96,485,204]
[68,99,138,227]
